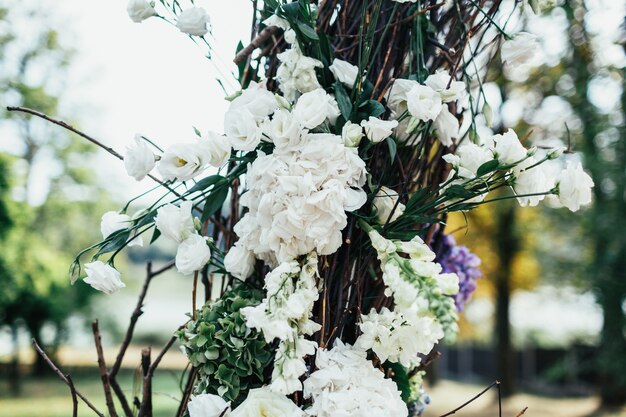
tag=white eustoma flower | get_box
[360,117,398,143]
[262,14,290,30]
[501,32,538,67]
[406,84,443,122]
[329,58,359,87]
[155,201,195,243]
[373,186,405,224]
[84,261,125,294]
[126,0,156,23]
[176,7,210,36]
[556,162,594,212]
[425,70,466,103]
[230,387,304,417]
[276,48,323,101]
[387,78,418,115]
[199,131,231,167]
[225,109,264,152]
[223,243,256,280]
[124,135,156,181]
[513,158,552,207]
[188,393,230,417]
[433,106,459,147]
[446,142,493,178]
[262,109,302,149]
[100,211,143,247]
[227,84,279,123]
[158,143,206,181]
[492,129,527,164]
[341,121,364,147]
[293,88,340,128]
[175,234,212,275]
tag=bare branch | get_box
[233,26,279,64]
[138,348,153,417]
[92,320,119,417]
[66,374,79,417]
[514,407,529,417]
[438,380,500,417]
[31,339,105,417]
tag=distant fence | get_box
[434,344,598,395]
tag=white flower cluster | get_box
[222,87,367,271]
[387,70,466,146]
[241,254,321,394]
[367,227,459,337]
[442,128,594,211]
[356,307,443,368]
[276,32,323,101]
[303,340,409,417]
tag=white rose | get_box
[224,243,256,280]
[124,134,156,181]
[188,393,230,417]
[387,78,418,114]
[436,273,460,295]
[176,7,210,36]
[225,109,264,151]
[556,162,594,212]
[360,117,398,143]
[329,58,359,88]
[199,131,231,167]
[158,143,205,181]
[406,84,443,122]
[127,0,156,23]
[230,387,304,417]
[493,129,527,164]
[373,186,405,224]
[293,89,340,129]
[341,121,364,147]
[513,158,553,207]
[501,32,538,67]
[175,234,212,275]
[433,105,459,147]
[425,70,466,103]
[155,201,195,243]
[100,211,143,247]
[83,261,125,294]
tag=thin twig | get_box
[31,339,105,417]
[233,26,279,64]
[138,348,152,417]
[92,320,119,417]
[5,106,183,198]
[515,406,529,417]
[66,374,79,417]
[438,380,500,417]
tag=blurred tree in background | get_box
[0,4,113,388]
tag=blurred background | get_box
[0,0,624,416]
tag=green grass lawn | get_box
[0,368,184,417]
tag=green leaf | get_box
[95,231,130,256]
[476,159,500,177]
[386,137,397,162]
[334,82,352,120]
[188,175,227,194]
[297,22,319,40]
[359,99,385,118]
[201,185,229,222]
[445,184,476,199]
[135,210,157,228]
[150,228,161,244]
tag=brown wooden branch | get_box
[138,348,153,417]
[65,374,79,417]
[5,106,184,199]
[514,407,529,417]
[92,320,119,417]
[176,368,198,417]
[31,339,105,417]
[438,380,500,417]
[233,26,279,65]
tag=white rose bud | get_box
[341,121,364,147]
[329,58,359,88]
[492,129,527,164]
[175,234,212,275]
[547,147,566,160]
[188,393,231,417]
[556,162,594,212]
[501,32,538,67]
[155,201,195,243]
[224,243,256,280]
[83,261,125,294]
[176,7,210,36]
[360,117,398,143]
[158,143,206,181]
[373,186,405,224]
[124,135,156,181]
[293,88,340,129]
[100,211,143,247]
[127,0,157,23]
[406,84,443,122]
[199,131,231,168]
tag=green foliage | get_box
[177,286,274,404]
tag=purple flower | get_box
[434,234,482,311]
